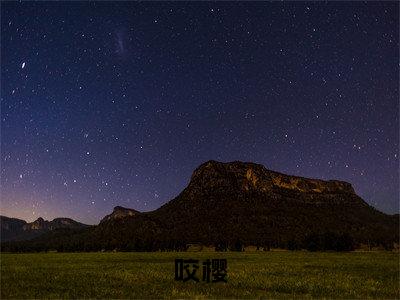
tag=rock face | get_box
[94,160,398,248]
[100,206,140,223]
[0,215,89,242]
[22,217,46,230]
[187,160,355,196]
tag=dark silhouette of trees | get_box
[304,231,355,251]
[232,239,244,251]
[215,240,228,251]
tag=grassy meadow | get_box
[1,251,399,299]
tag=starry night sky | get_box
[1,2,398,224]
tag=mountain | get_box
[91,160,397,250]
[2,160,398,251]
[0,215,89,242]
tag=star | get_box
[0,1,397,224]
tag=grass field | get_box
[1,251,399,299]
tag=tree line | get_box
[2,228,396,253]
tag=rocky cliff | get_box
[100,206,141,223]
[188,160,355,195]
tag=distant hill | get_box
[0,215,89,242]
[1,160,398,251]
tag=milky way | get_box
[1,2,398,224]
